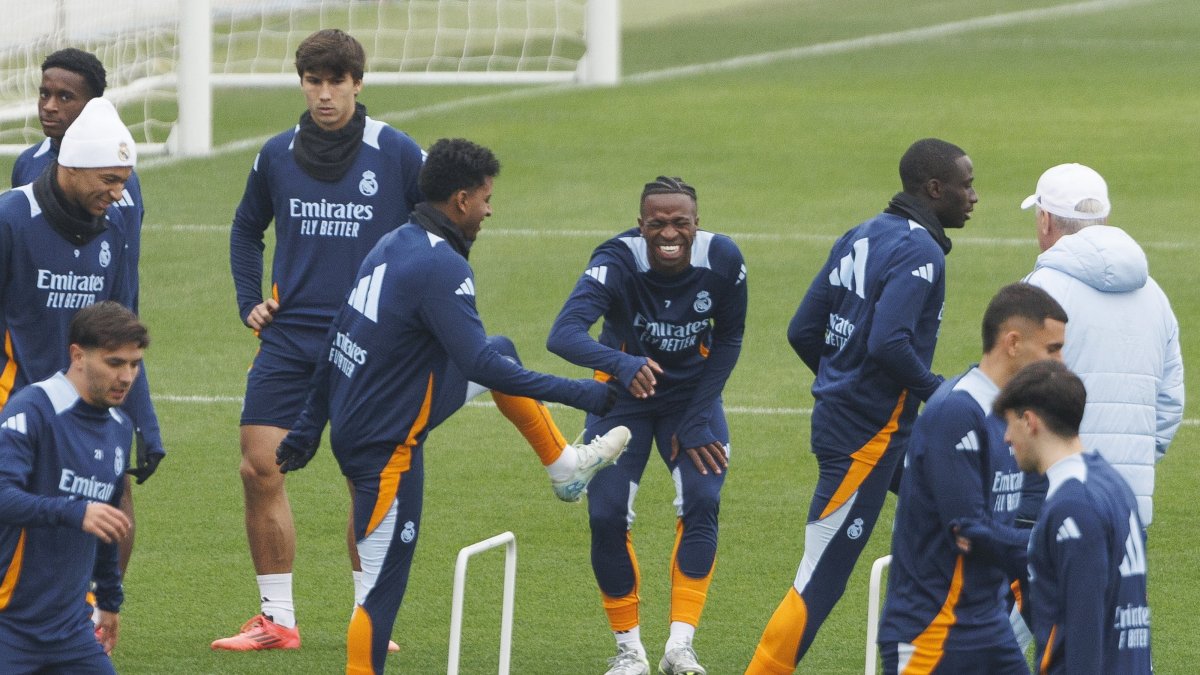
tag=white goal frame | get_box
[0,0,619,157]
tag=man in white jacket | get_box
[1022,163,1184,527]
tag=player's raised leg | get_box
[485,334,629,501]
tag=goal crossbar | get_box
[0,0,619,156]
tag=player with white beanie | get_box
[0,93,150,410]
[57,97,137,170]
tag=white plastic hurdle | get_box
[448,531,517,675]
[865,554,892,675]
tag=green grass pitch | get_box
[2,0,1197,672]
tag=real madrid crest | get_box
[847,517,864,540]
[117,142,131,163]
[400,520,416,543]
[693,290,712,313]
[359,170,378,197]
[99,241,111,268]
[114,446,125,475]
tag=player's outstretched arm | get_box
[547,254,657,390]
[427,266,610,414]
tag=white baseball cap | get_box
[58,98,137,169]
[1020,163,1110,220]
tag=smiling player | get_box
[547,176,748,675]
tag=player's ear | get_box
[924,177,943,200]
[1022,409,1040,435]
[1001,328,1021,356]
[452,188,469,214]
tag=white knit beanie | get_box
[57,98,137,169]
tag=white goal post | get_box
[0,0,619,157]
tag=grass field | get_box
[3,0,1199,672]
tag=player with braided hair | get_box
[547,176,747,675]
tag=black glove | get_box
[600,379,620,416]
[126,430,164,484]
[276,433,320,473]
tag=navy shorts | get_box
[240,348,316,428]
[3,638,115,674]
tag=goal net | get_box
[0,0,618,156]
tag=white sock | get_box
[545,444,576,482]
[353,571,366,609]
[257,573,296,628]
[665,621,696,652]
[614,626,645,655]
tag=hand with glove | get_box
[126,430,164,484]
[276,431,322,473]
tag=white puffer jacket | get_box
[1026,225,1184,526]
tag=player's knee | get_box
[486,335,520,364]
[681,488,721,521]
[590,509,631,536]
[239,453,284,491]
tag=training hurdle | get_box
[448,531,517,675]
[865,554,892,675]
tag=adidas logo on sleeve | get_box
[585,265,608,285]
[455,278,475,297]
[1,412,27,434]
[1055,517,1082,542]
[910,263,935,282]
[954,430,979,452]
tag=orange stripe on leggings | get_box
[1010,578,1024,613]
[819,392,907,520]
[746,587,809,675]
[1039,625,1058,675]
[346,604,375,674]
[669,518,715,626]
[902,555,965,673]
[0,331,19,409]
[366,374,432,536]
[601,530,642,631]
[0,529,27,610]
